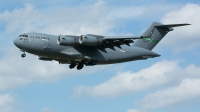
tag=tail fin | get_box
[134,22,190,50]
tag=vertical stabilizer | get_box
[133,22,190,50]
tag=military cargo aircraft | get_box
[13,22,190,70]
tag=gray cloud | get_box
[72,60,200,98]
[0,47,109,91]
[138,79,200,109]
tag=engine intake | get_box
[57,35,79,46]
[79,35,102,46]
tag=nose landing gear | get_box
[20,49,26,58]
[21,53,26,58]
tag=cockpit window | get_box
[24,35,28,37]
[19,34,28,37]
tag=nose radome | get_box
[13,38,18,46]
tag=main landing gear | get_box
[69,63,84,70]
[69,63,76,69]
[77,63,84,70]
[69,60,97,70]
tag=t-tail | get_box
[134,22,190,50]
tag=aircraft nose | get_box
[13,38,18,46]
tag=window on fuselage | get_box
[21,35,28,38]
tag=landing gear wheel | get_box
[77,64,84,70]
[69,63,76,69]
[21,54,26,58]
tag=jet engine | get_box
[79,35,102,46]
[57,35,79,46]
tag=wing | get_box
[87,34,147,51]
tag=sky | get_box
[0,0,200,112]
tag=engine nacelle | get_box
[79,35,102,46]
[57,35,79,46]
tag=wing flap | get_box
[104,36,141,40]
[86,34,150,49]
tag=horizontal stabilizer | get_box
[155,23,191,28]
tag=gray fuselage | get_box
[13,32,160,65]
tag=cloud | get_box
[72,60,200,98]
[72,59,200,111]
[0,2,118,91]
[0,1,180,92]
[0,47,109,91]
[0,2,118,48]
[0,2,116,36]
[138,79,200,109]
[0,93,19,112]
[160,3,200,52]
[0,1,177,38]
[0,1,199,112]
